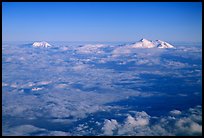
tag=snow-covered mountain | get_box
[132,38,155,48]
[32,41,51,47]
[130,38,175,48]
[154,40,174,48]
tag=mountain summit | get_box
[154,40,174,48]
[130,39,175,48]
[132,38,155,48]
[32,41,51,47]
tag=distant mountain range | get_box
[32,39,175,49]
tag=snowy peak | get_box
[130,39,175,49]
[154,40,174,48]
[132,38,155,48]
[32,41,51,47]
[140,38,150,42]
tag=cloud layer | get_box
[102,105,202,136]
[2,42,202,136]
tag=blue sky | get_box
[2,2,202,42]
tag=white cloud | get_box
[47,131,71,136]
[3,124,71,136]
[170,110,182,116]
[175,117,202,135]
[76,44,106,54]
[10,83,18,88]
[60,47,69,51]
[112,46,132,57]
[2,82,8,87]
[55,83,68,88]
[72,64,89,71]
[27,82,36,87]
[37,81,52,85]
[3,125,46,136]
[2,42,202,136]
[111,45,165,58]
[164,60,188,69]
[102,119,119,135]
[117,111,150,135]
[101,106,202,136]
[32,87,43,91]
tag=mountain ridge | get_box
[130,38,175,48]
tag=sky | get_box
[2,2,202,42]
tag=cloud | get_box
[59,46,69,51]
[2,82,161,135]
[102,119,119,135]
[32,87,43,91]
[10,83,18,88]
[37,81,52,85]
[46,131,71,136]
[112,46,132,57]
[170,110,182,116]
[135,58,161,66]
[2,42,202,136]
[175,117,202,135]
[3,124,71,136]
[101,111,151,136]
[7,106,201,136]
[111,45,165,58]
[2,82,9,87]
[76,44,107,54]
[118,111,150,135]
[163,60,188,69]
[55,83,68,89]
[3,125,46,136]
[101,106,202,136]
[72,64,89,71]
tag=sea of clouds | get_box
[2,41,202,136]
